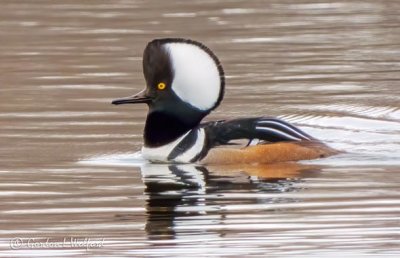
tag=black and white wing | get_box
[202,117,314,148]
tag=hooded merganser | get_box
[112,38,336,164]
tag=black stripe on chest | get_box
[167,129,199,160]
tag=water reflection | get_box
[141,163,320,239]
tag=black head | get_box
[112,38,225,146]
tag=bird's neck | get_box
[144,111,201,147]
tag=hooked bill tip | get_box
[111,99,122,105]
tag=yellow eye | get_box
[157,82,166,90]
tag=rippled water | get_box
[1,0,400,256]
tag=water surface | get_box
[0,0,399,256]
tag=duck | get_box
[112,38,336,164]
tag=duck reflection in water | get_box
[140,162,321,239]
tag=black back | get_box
[202,117,314,148]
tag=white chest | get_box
[141,128,206,163]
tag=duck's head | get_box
[112,38,225,127]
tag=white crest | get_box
[164,42,222,111]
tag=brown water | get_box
[1,0,400,256]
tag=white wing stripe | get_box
[256,120,310,140]
[255,126,301,141]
